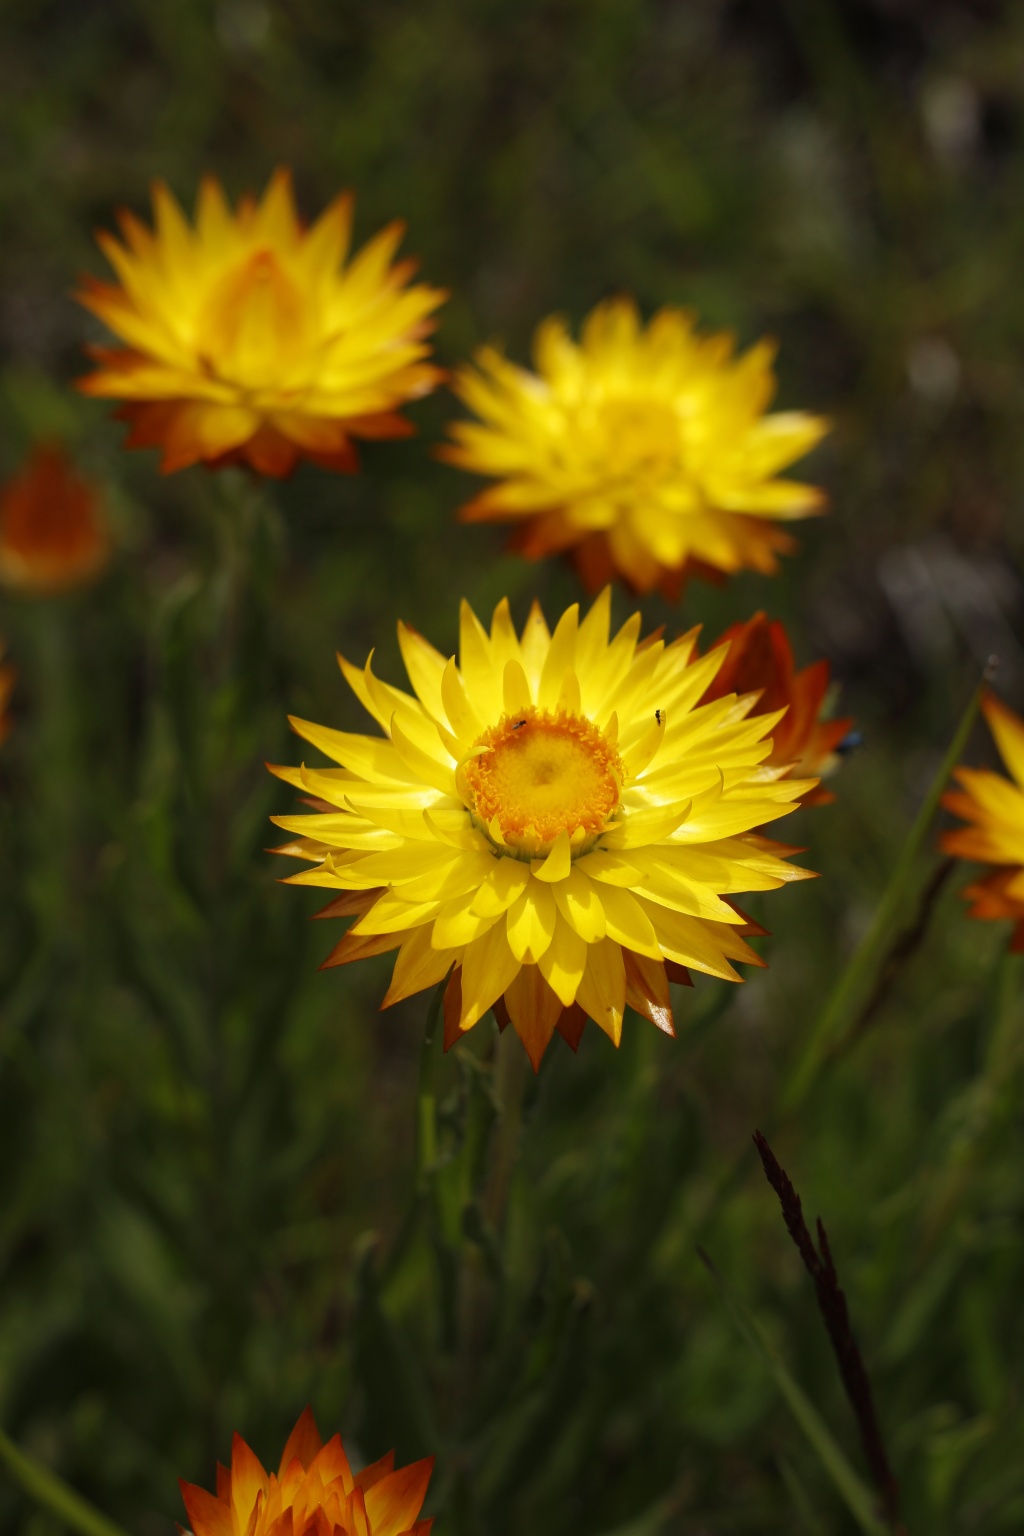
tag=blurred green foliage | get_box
[1,2,1023,1533]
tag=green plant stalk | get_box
[698,1252,888,1536]
[416,977,446,1190]
[780,670,990,1115]
[0,1427,130,1536]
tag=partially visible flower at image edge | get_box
[179,1406,434,1536]
[700,612,853,806]
[941,690,1024,952]
[0,641,14,746]
[0,444,109,594]
[441,297,829,597]
[76,169,445,477]
[271,589,816,1068]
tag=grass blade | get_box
[0,1427,130,1536]
[697,1249,887,1536]
[780,668,991,1114]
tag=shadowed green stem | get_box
[0,1427,130,1536]
[416,978,446,1191]
[687,669,993,1240]
[779,667,992,1115]
[698,1253,888,1536]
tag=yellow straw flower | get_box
[76,169,445,477]
[272,591,815,1068]
[442,298,828,597]
[941,691,1024,953]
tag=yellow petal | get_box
[506,879,557,962]
[537,915,588,1006]
[460,922,522,1028]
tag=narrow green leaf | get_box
[0,1427,130,1536]
[781,669,990,1114]
[697,1250,887,1536]
[587,1483,685,1536]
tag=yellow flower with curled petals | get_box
[442,298,828,597]
[941,691,1024,953]
[272,591,815,1068]
[76,169,445,477]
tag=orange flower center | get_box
[461,708,622,856]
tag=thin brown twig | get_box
[753,1131,904,1534]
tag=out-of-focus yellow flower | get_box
[441,298,828,597]
[0,641,14,746]
[700,612,852,806]
[180,1406,434,1536]
[0,445,109,594]
[272,590,814,1068]
[941,691,1024,953]
[76,169,445,478]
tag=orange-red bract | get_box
[0,445,109,594]
[179,1407,434,1536]
[701,612,851,805]
[941,690,1024,952]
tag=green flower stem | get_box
[698,1252,888,1536]
[416,978,446,1192]
[483,1026,529,1232]
[0,1426,130,1536]
[687,668,992,1244]
[779,666,991,1116]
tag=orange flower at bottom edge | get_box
[700,612,852,806]
[180,1408,434,1536]
[0,444,109,594]
[0,641,14,746]
[941,690,1024,953]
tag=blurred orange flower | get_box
[180,1408,434,1536]
[442,298,828,597]
[0,445,109,594]
[77,169,445,477]
[0,641,14,746]
[700,612,852,805]
[941,691,1024,952]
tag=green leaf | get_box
[698,1250,887,1536]
[0,1427,130,1536]
[781,669,991,1114]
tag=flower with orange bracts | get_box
[0,445,109,594]
[0,642,14,746]
[700,612,852,806]
[271,590,815,1069]
[179,1406,434,1536]
[76,169,445,478]
[941,691,1024,953]
[441,298,828,598]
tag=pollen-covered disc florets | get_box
[76,169,445,478]
[460,708,622,856]
[442,297,829,597]
[272,589,817,1068]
